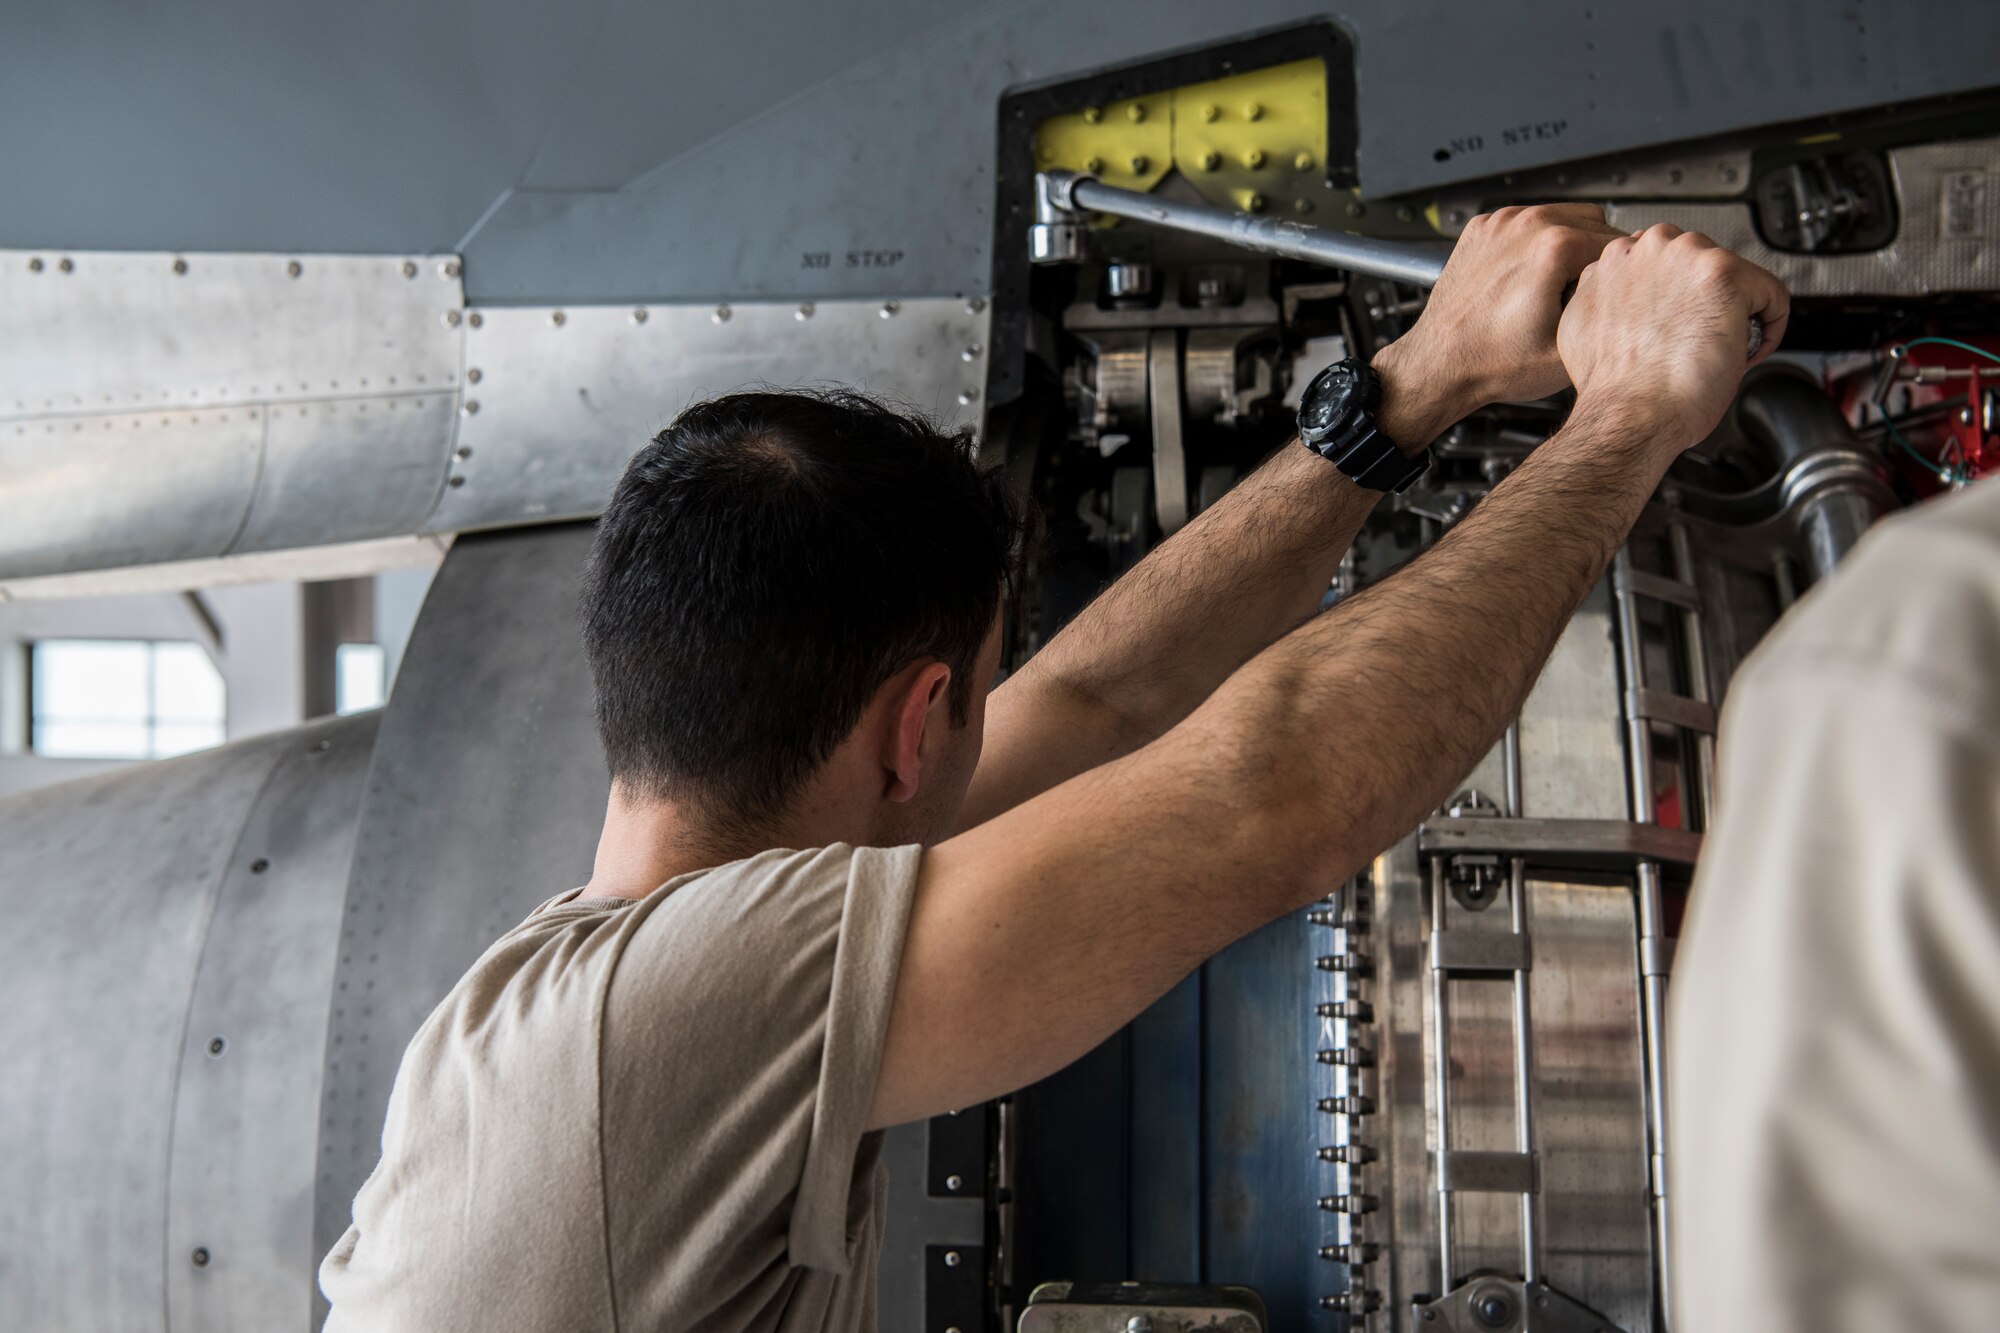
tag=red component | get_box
[1839,335,2000,489]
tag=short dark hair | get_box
[580,388,1022,830]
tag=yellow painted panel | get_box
[1173,57,1328,218]
[1034,94,1174,194]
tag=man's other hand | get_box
[1557,222,1790,455]
[1376,204,1627,420]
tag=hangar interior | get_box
[3,3,1998,1331]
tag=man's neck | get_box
[583,779,881,901]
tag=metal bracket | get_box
[1417,817,1702,870]
[1439,1151,1538,1194]
[1430,931,1529,975]
[1412,1276,1628,1333]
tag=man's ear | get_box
[884,661,953,802]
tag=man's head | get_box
[580,388,1021,852]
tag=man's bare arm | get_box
[872,223,1788,1127]
[958,205,1626,829]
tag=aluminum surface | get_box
[432,298,991,532]
[0,714,374,1333]
[0,249,465,578]
[1604,137,2000,298]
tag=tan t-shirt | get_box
[1669,480,2000,1331]
[320,842,924,1332]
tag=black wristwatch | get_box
[1297,357,1432,493]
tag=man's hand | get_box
[1557,222,1789,454]
[1374,203,1628,443]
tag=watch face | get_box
[1300,360,1360,440]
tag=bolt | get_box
[462,400,480,416]
[1295,150,1315,171]
[1348,201,1366,218]
[958,388,980,405]
[312,739,331,752]
[1243,101,1263,121]
[208,1037,226,1056]
[880,301,900,318]
[27,257,43,273]
[1126,103,1145,123]
[1200,150,1221,171]
[172,258,188,275]
[456,446,472,460]
[1961,405,1976,425]
[1084,156,1104,174]
[795,302,815,321]
[549,310,566,327]
[401,260,418,278]
[631,307,648,324]
[943,1250,962,1268]
[1397,205,1415,222]
[1723,165,1740,183]
[1248,194,1267,212]
[1423,1312,1438,1323]
[467,312,483,328]
[1201,103,1220,122]
[1082,106,1102,124]
[712,304,731,324]
[1244,148,1266,169]
[1294,198,1313,215]
[1475,1294,1511,1326]
[1129,154,1149,173]
[439,259,461,279]
[466,367,483,384]
[945,1172,963,1190]
[965,297,985,314]
[962,344,982,361]
[442,310,462,328]
[58,257,73,273]
[1611,168,1628,184]
[1669,167,1685,183]
[1556,172,1570,186]
[190,1247,210,1268]
[251,858,270,874]
[286,259,302,278]
[1127,1318,1155,1333]
[448,475,466,488]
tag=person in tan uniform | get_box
[1670,478,2000,1332]
[321,211,1789,1331]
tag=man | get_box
[321,209,1787,1330]
[1671,476,2000,1330]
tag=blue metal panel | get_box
[1129,971,1204,1281]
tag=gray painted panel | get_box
[5,1,1994,302]
[165,714,379,1333]
[314,524,609,1266]
[0,729,295,1332]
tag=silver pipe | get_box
[1430,856,1456,1292]
[1501,724,1540,1283]
[1666,519,1718,831]
[1041,171,1449,288]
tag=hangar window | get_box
[28,639,226,760]
[335,642,386,715]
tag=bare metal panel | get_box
[235,392,459,552]
[164,715,378,1333]
[1604,138,2000,298]
[1517,582,1627,821]
[0,717,370,1333]
[432,298,991,531]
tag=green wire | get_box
[1882,337,1996,484]
[1896,335,2000,366]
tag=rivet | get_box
[1668,167,1685,184]
[1084,156,1104,174]
[190,1247,210,1268]
[1294,198,1314,215]
[795,302,815,320]
[943,1250,962,1267]
[1200,103,1220,122]
[462,400,480,416]
[1610,168,1629,185]
[467,312,483,328]
[1295,150,1315,171]
[961,343,983,361]
[958,388,980,405]
[439,259,461,279]
[207,1037,226,1056]
[631,307,648,324]
[1448,209,1466,224]
[456,446,472,460]
[1126,103,1145,123]
[312,739,331,752]
[172,257,188,275]
[251,858,270,874]
[448,475,466,487]
[945,1173,964,1191]
[466,367,483,384]
[1200,151,1220,172]
[1244,148,1266,169]
[286,260,302,278]
[401,260,418,279]
[1129,154,1149,173]
[1243,101,1264,121]
[965,297,986,314]
[880,301,901,319]
[1248,194,1267,212]
[26,257,43,273]
[1722,165,1740,183]
[442,310,462,328]
[58,257,73,273]
[1082,106,1102,124]
[1348,200,1366,218]
[1556,172,1571,186]
[549,310,566,327]
[712,304,732,324]
[1397,205,1415,222]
